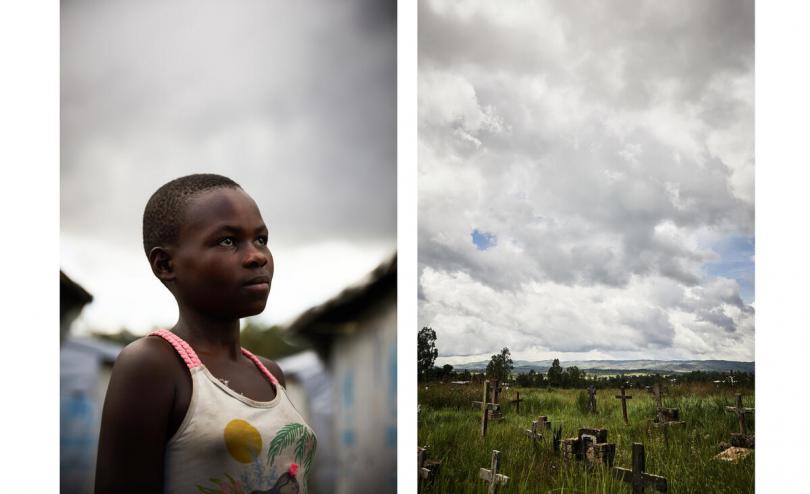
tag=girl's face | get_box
[170,187,274,319]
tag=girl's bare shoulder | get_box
[110,334,187,384]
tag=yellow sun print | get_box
[223,419,263,463]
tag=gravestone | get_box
[561,427,616,467]
[651,383,684,428]
[613,443,668,493]
[535,415,552,430]
[525,420,543,442]
[588,385,597,414]
[479,450,509,494]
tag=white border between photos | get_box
[0,1,60,491]
[756,0,810,491]
[397,1,418,493]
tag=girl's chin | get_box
[236,301,269,319]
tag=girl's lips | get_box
[242,281,270,293]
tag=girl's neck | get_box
[172,307,242,360]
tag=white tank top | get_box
[150,329,316,494]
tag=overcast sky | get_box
[61,0,395,335]
[418,0,754,363]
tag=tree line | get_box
[418,326,753,388]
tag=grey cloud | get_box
[419,0,753,359]
[61,0,395,248]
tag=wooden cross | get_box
[613,443,667,493]
[479,450,509,494]
[725,393,754,435]
[588,385,597,413]
[512,391,523,413]
[525,419,543,442]
[472,380,500,437]
[615,386,633,424]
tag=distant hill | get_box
[449,359,754,374]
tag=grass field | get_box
[417,383,754,493]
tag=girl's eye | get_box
[219,237,235,247]
[256,236,268,246]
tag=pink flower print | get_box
[288,463,299,477]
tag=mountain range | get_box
[447,359,754,374]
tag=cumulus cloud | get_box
[418,0,754,361]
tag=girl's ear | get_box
[148,246,175,283]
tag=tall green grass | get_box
[418,384,754,493]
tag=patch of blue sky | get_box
[703,235,754,304]
[471,229,497,251]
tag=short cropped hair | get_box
[142,173,241,257]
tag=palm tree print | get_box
[266,423,317,474]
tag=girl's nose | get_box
[243,244,269,268]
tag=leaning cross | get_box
[613,443,667,493]
[525,420,543,442]
[615,386,633,424]
[512,391,523,413]
[725,393,754,435]
[479,450,509,494]
[588,385,597,413]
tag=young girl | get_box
[95,174,316,494]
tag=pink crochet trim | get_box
[149,329,202,369]
[241,347,280,386]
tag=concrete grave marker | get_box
[713,446,753,463]
[561,427,616,467]
[479,450,509,494]
[525,420,543,442]
[651,382,684,429]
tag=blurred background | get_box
[60,1,396,493]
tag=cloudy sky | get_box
[61,0,395,334]
[418,0,754,363]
